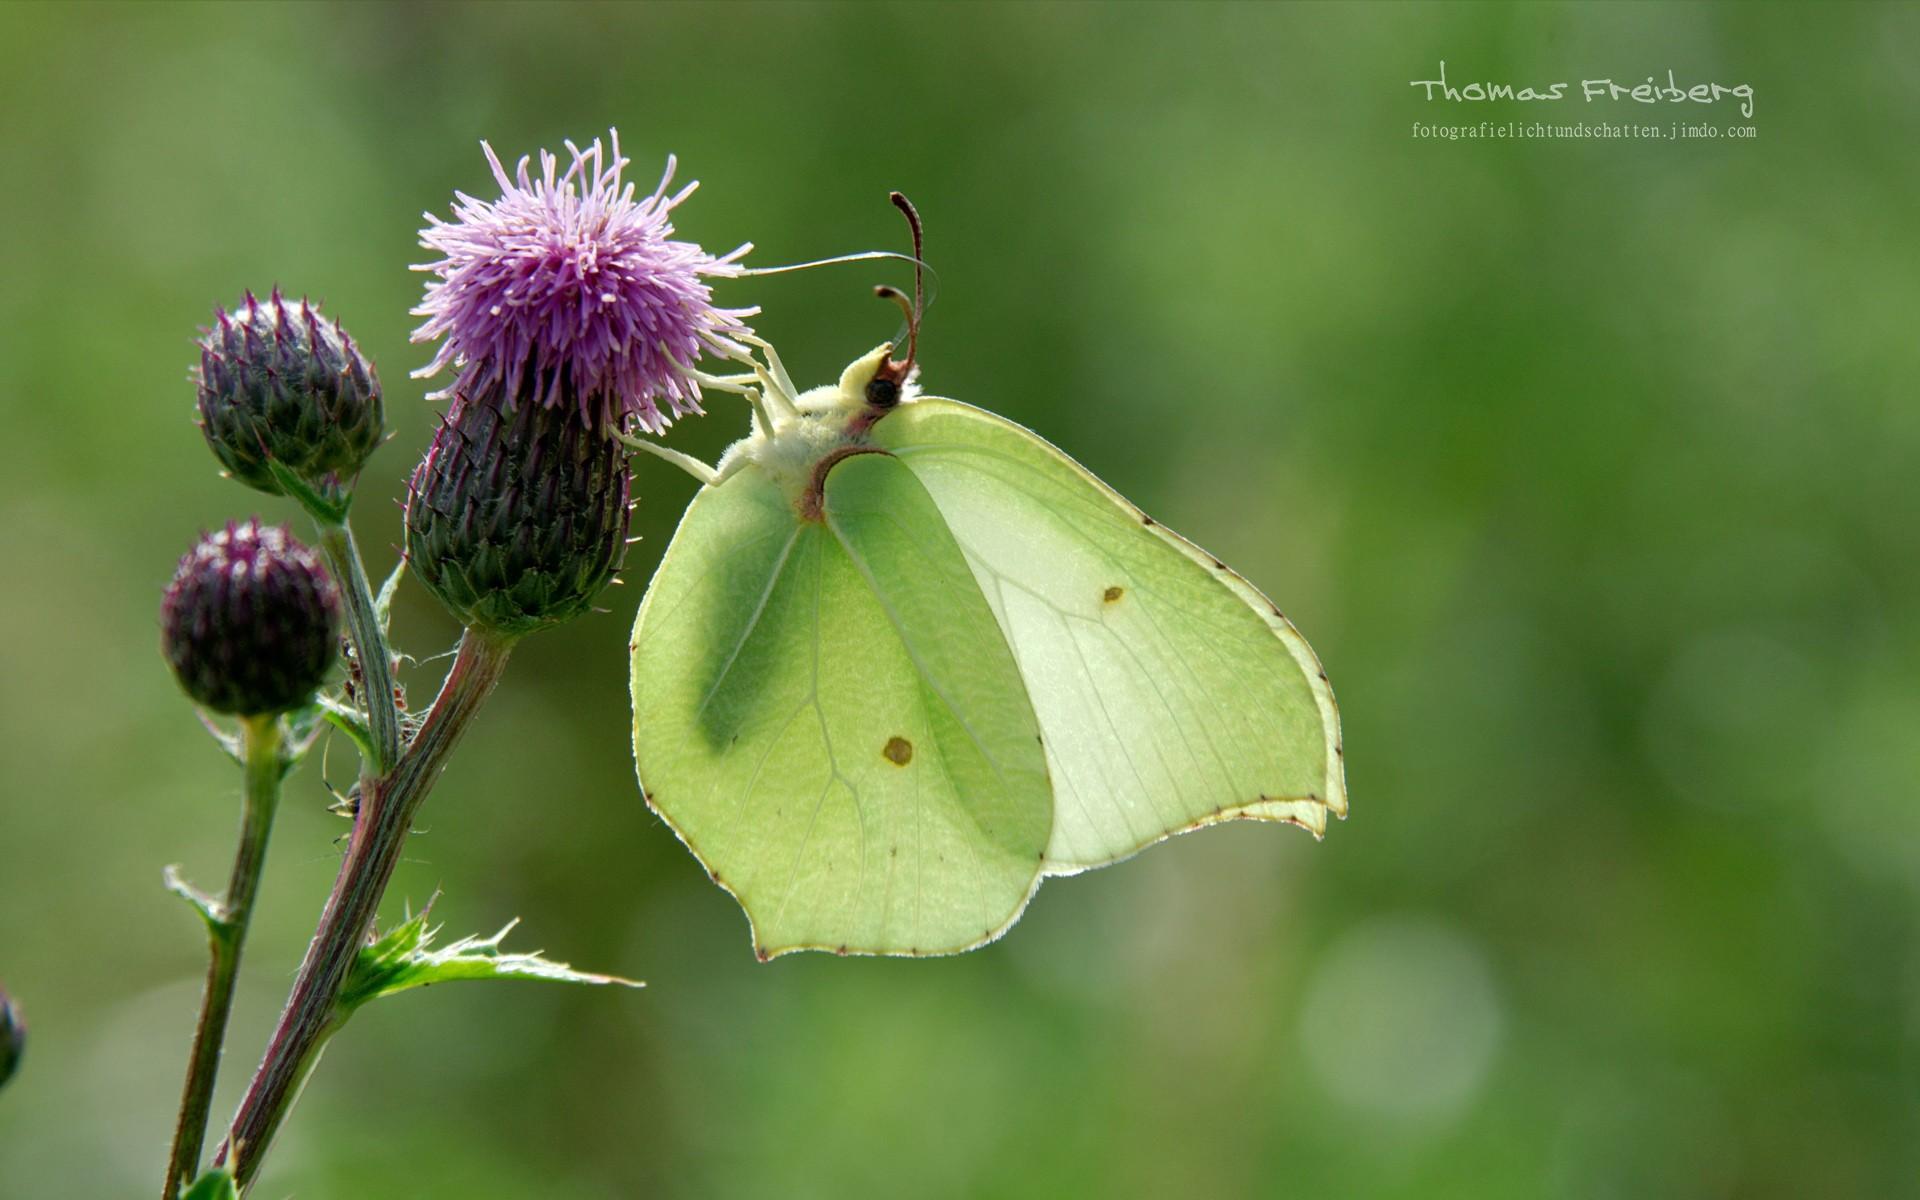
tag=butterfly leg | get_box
[617,431,721,487]
[703,334,799,424]
[735,333,800,414]
[661,341,751,394]
[665,341,795,431]
[740,386,776,438]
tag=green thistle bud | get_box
[161,520,341,715]
[405,379,631,638]
[195,289,384,500]
[0,986,21,1091]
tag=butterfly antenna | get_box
[875,284,915,335]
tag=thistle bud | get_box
[196,289,384,498]
[161,520,341,715]
[405,379,630,638]
[0,987,21,1091]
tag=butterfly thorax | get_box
[715,342,921,518]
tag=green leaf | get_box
[316,693,376,762]
[338,908,639,1017]
[163,864,225,934]
[193,711,244,764]
[178,1167,238,1200]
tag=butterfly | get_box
[627,199,1344,959]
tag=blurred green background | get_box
[2,2,1916,1196]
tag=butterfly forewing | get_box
[631,453,1050,957]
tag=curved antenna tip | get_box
[881,195,925,374]
[874,284,915,330]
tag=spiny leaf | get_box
[338,908,639,1017]
[316,693,376,762]
[163,865,225,934]
[193,711,244,764]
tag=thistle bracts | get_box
[196,290,384,501]
[162,520,341,715]
[405,379,630,638]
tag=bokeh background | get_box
[3,2,1916,1196]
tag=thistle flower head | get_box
[161,519,341,715]
[412,129,754,435]
[195,289,384,498]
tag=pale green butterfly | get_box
[627,199,1344,959]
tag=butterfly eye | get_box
[865,376,900,409]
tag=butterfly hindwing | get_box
[870,398,1345,872]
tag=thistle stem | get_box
[161,714,284,1200]
[216,628,515,1190]
[313,520,401,771]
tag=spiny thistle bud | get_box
[161,520,341,715]
[405,379,631,638]
[0,987,21,1091]
[196,289,384,499]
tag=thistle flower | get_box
[404,380,630,638]
[196,290,384,498]
[162,520,341,715]
[412,129,754,435]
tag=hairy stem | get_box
[161,714,285,1199]
[216,628,515,1190]
[313,520,401,772]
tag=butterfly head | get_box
[835,342,917,414]
[775,194,927,434]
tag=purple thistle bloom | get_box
[412,130,755,434]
